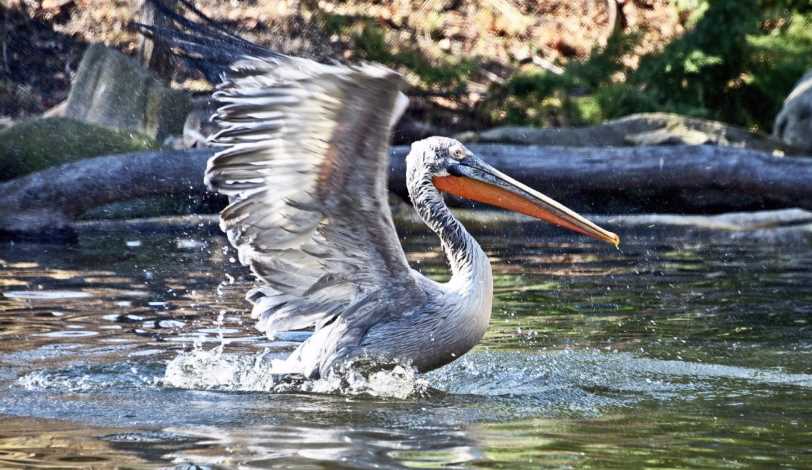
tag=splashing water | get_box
[162,346,430,399]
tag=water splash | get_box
[306,357,430,399]
[162,347,428,399]
[162,347,280,392]
[17,362,161,393]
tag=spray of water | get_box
[162,343,429,399]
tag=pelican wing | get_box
[206,56,416,335]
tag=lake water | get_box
[1,220,810,468]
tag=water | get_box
[1,222,810,468]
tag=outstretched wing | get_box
[208,56,416,335]
[137,2,418,336]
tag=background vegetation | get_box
[1,0,810,133]
[496,0,812,132]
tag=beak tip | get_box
[600,230,620,248]
[609,233,621,248]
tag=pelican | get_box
[139,3,620,379]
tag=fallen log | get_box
[0,148,212,235]
[390,145,812,214]
[2,144,811,235]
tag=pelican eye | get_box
[450,146,466,161]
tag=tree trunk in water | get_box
[1,144,811,235]
[136,0,178,81]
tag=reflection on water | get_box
[0,225,810,468]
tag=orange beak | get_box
[433,161,619,247]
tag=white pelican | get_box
[138,2,620,379]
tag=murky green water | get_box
[1,222,810,468]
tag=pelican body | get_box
[139,2,619,379]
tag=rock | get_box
[460,112,793,154]
[64,44,192,142]
[774,70,812,153]
[0,117,156,181]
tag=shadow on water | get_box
[0,225,810,468]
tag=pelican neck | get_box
[407,174,489,281]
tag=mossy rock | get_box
[65,44,192,142]
[0,117,157,181]
[774,70,812,153]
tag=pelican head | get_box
[406,137,620,247]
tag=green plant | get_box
[489,0,812,132]
[484,32,639,126]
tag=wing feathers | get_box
[139,1,422,343]
[198,45,418,339]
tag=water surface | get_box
[1,223,810,468]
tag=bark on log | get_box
[2,144,812,235]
